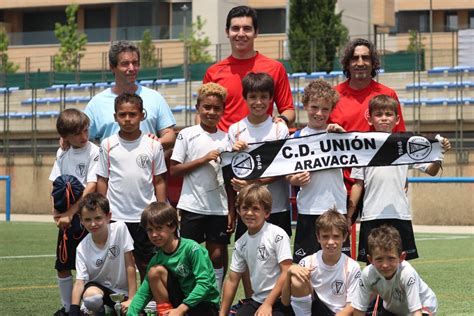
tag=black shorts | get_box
[358,219,418,263]
[83,282,125,309]
[234,210,292,242]
[235,298,294,316]
[293,214,351,263]
[124,222,155,264]
[179,209,229,245]
[164,267,219,316]
[311,290,335,316]
[55,214,88,271]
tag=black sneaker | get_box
[53,307,68,316]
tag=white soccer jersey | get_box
[231,222,292,303]
[292,127,347,215]
[351,164,427,221]
[49,142,99,186]
[228,117,290,213]
[298,250,361,313]
[97,133,167,222]
[352,261,438,314]
[75,221,134,295]
[171,125,228,215]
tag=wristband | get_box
[277,114,289,125]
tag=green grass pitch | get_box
[0,221,472,315]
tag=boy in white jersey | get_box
[49,109,99,316]
[170,82,234,291]
[347,95,451,262]
[228,72,291,239]
[352,225,438,315]
[69,193,136,316]
[286,79,349,263]
[220,184,294,316]
[97,93,167,280]
[282,209,361,316]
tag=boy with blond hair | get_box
[286,79,349,263]
[220,184,293,316]
[49,109,99,316]
[352,225,438,315]
[170,82,234,290]
[347,94,451,262]
[282,209,361,316]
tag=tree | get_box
[407,29,425,52]
[0,27,19,73]
[180,15,213,64]
[289,0,348,73]
[54,4,87,72]
[139,29,159,68]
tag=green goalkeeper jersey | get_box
[127,238,220,314]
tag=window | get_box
[469,10,474,29]
[445,11,458,31]
[84,7,111,42]
[256,9,286,34]
[171,2,192,39]
[395,11,429,33]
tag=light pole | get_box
[429,0,433,69]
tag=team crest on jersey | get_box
[96,258,104,267]
[355,271,361,279]
[256,245,269,261]
[392,288,404,302]
[407,276,416,287]
[75,163,86,177]
[295,248,306,258]
[136,154,150,169]
[108,245,120,259]
[275,235,283,243]
[191,244,200,253]
[331,280,346,296]
[177,133,183,140]
[175,263,190,277]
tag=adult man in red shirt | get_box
[203,5,295,132]
[329,38,406,230]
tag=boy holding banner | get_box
[227,72,292,239]
[347,94,451,262]
[286,79,351,263]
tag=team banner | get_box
[221,132,443,180]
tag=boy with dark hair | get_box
[97,93,167,280]
[170,82,234,291]
[49,108,99,316]
[352,225,438,315]
[347,94,451,262]
[228,72,291,239]
[286,79,349,263]
[220,184,293,316]
[69,193,136,316]
[282,209,361,316]
[127,202,220,315]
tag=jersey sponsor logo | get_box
[136,154,150,169]
[75,163,86,177]
[231,152,254,178]
[256,245,269,261]
[407,276,416,287]
[275,234,283,243]
[406,136,432,160]
[189,133,201,142]
[331,280,346,296]
[175,263,190,277]
[295,248,306,258]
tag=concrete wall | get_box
[0,152,472,225]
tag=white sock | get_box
[57,276,73,312]
[291,294,312,316]
[214,267,224,291]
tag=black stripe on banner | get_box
[222,138,287,180]
[367,133,411,166]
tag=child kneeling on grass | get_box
[352,225,438,316]
[281,209,361,316]
[69,193,136,315]
[127,202,220,316]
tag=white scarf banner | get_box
[221,132,443,180]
